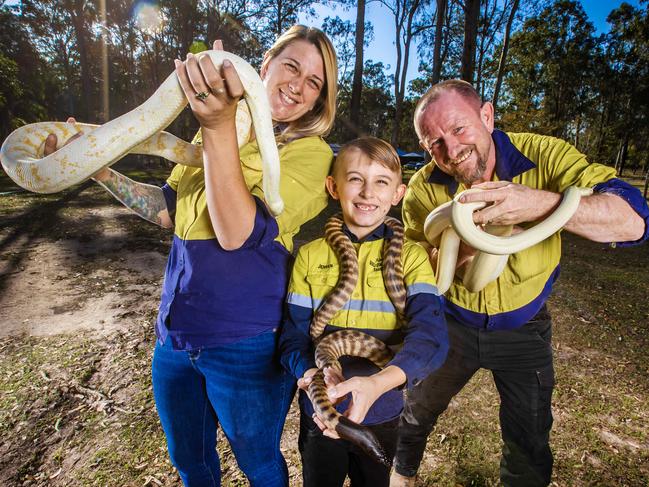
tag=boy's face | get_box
[326,148,406,240]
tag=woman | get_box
[48,25,338,486]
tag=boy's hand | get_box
[323,366,345,404]
[328,375,383,425]
[311,375,382,440]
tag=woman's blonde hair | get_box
[261,25,338,142]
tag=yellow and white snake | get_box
[307,214,406,466]
[0,51,284,216]
[424,186,593,294]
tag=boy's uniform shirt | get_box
[279,222,449,425]
[403,130,649,330]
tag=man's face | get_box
[417,90,496,186]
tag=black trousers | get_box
[394,307,555,487]
[299,411,399,487]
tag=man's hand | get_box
[428,236,477,272]
[43,117,111,182]
[44,117,83,156]
[459,181,561,226]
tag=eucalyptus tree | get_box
[498,0,597,139]
[0,4,57,138]
[379,0,434,146]
[602,2,649,175]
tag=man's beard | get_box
[454,152,488,186]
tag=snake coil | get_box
[0,50,284,216]
[424,186,593,294]
[307,214,406,466]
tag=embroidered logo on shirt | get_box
[318,263,334,270]
[370,259,383,271]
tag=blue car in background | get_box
[398,148,427,171]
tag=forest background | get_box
[1,1,649,486]
[1,0,649,189]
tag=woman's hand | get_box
[174,41,244,131]
[297,368,318,391]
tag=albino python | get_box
[0,51,284,216]
[307,214,406,466]
[424,186,593,294]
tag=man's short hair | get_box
[333,137,402,178]
[414,79,482,138]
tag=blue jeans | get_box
[152,330,295,487]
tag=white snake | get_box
[0,51,284,216]
[424,186,593,294]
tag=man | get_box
[390,79,649,487]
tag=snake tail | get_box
[335,416,392,466]
[306,370,392,467]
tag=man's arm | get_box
[460,181,646,243]
[43,119,173,229]
[94,168,173,228]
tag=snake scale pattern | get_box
[0,50,284,216]
[306,214,406,466]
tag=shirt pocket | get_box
[363,274,397,330]
[305,272,340,304]
[305,272,343,321]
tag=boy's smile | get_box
[326,148,406,240]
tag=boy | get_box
[278,137,449,487]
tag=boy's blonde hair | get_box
[333,137,402,178]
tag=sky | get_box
[299,0,643,86]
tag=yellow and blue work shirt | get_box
[279,222,449,426]
[403,130,649,330]
[156,135,333,350]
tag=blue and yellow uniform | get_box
[156,135,333,350]
[279,222,449,425]
[395,130,649,486]
[403,130,649,327]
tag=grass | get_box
[0,167,648,485]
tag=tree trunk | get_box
[493,0,519,110]
[67,0,93,120]
[432,0,447,84]
[460,0,480,83]
[390,0,421,147]
[618,135,629,177]
[350,0,366,137]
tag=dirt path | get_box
[1,184,648,486]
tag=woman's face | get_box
[261,39,325,123]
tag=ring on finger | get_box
[195,91,210,101]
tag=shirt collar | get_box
[427,129,536,194]
[342,221,393,243]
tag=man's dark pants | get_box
[394,307,555,486]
